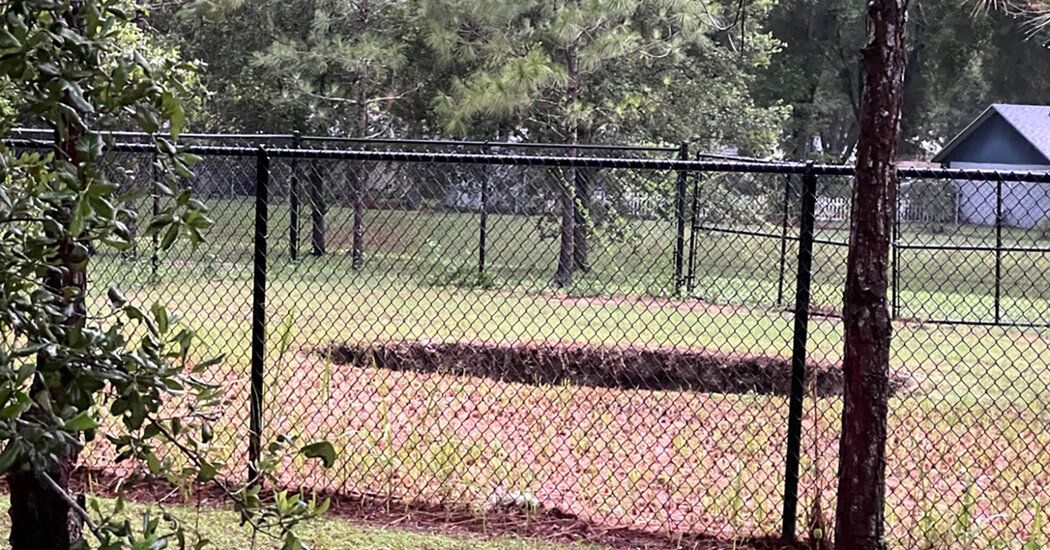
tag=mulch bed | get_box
[64,468,806,550]
[326,340,912,397]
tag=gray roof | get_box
[932,104,1050,163]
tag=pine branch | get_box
[302,84,421,106]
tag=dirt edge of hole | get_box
[322,340,913,397]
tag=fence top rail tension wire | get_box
[6,135,1050,183]
[8,127,680,154]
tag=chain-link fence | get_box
[10,132,1050,547]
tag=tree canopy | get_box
[148,0,1050,157]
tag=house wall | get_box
[950,162,1050,229]
[940,114,1049,166]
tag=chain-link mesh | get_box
[797,168,1050,548]
[75,149,260,478]
[254,154,794,538]
[14,132,1049,547]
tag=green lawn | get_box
[0,496,595,549]
[101,196,1050,325]
[78,197,1050,548]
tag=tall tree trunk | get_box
[834,0,908,548]
[788,4,830,160]
[554,40,580,287]
[8,125,87,550]
[8,464,80,549]
[350,0,370,270]
[350,76,367,270]
[572,138,592,273]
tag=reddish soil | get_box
[70,340,1045,547]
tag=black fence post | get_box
[782,162,817,542]
[150,152,160,278]
[309,159,326,256]
[248,146,269,485]
[892,177,901,319]
[685,173,703,295]
[289,132,301,261]
[776,173,792,307]
[479,175,489,275]
[673,142,689,297]
[994,174,1003,324]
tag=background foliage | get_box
[151,0,1050,159]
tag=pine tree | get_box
[421,0,774,286]
[251,0,408,268]
[834,0,908,547]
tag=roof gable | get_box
[933,104,1050,164]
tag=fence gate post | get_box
[776,173,792,307]
[289,132,301,261]
[673,142,689,297]
[248,146,269,485]
[309,158,326,256]
[892,176,901,319]
[994,174,1003,324]
[782,162,817,541]
[685,171,704,294]
[479,173,489,275]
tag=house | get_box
[932,104,1050,228]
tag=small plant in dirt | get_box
[1023,501,1046,550]
[430,265,496,290]
[952,476,979,547]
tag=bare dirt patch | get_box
[324,340,912,397]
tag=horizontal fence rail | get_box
[5,133,1050,548]
[8,127,681,154]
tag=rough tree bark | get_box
[8,127,87,549]
[834,0,908,549]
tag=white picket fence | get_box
[815,197,850,222]
[814,196,958,223]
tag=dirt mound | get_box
[325,341,912,397]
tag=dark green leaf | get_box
[64,411,100,431]
[0,441,19,475]
[300,441,337,468]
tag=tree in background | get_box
[161,0,413,268]
[251,0,409,268]
[757,0,1050,162]
[148,0,301,131]
[420,0,785,286]
[754,0,865,161]
[421,0,641,284]
[898,0,1050,156]
[0,0,331,547]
